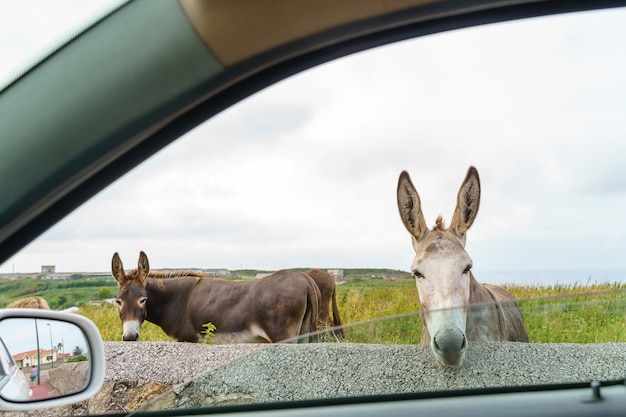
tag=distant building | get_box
[41,265,55,274]
[12,348,58,368]
[202,268,231,277]
[327,269,344,281]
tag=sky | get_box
[1,3,626,285]
[0,317,88,358]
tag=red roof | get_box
[12,348,54,361]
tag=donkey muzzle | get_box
[122,320,141,341]
[432,327,467,368]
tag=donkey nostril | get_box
[433,328,465,354]
[123,332,139,341]
[433,338,441,352]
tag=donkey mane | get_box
[125,269,205,279]
[433,215,446,231]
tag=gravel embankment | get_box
[131,341,626,410]
[103,341,265,386]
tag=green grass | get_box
[506,283,626,343]
[0,277,117,310]
[334,278,421,344]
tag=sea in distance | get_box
[478,269,626,287]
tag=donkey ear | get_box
[397,171,428,242]
[450,166,481,239]
[111,252,126,286]
[138,251,150,283]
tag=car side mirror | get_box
[0,308,104,411]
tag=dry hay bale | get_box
[7,296,51,309]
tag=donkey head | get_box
[397,166,480,368]
[112,251,150,341]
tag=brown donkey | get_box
[305,269,344,337]
[397,166,528,368]
[112,251,320,343]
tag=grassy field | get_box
[0,277,116,310]
[71,277,626,344]
[511,283,626,343]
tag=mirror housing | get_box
[0,309,104,411]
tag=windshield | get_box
[2,3,626,415]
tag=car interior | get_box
[1,0,626,416]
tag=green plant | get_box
[66,355,88,362]
[202,322,217,344]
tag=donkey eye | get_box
[115,299,122,307]
[138,297,147,306]
[412,270,425,279]
[463,264,472,274]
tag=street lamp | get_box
[46,323,54,369]
[34,319,40,385]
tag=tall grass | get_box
[80,303,172,342]
[78,279,626,345]
[334,279,421,344]
[506,282,626,343]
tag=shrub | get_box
[202,323,216,344]
[97,287,113,299]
